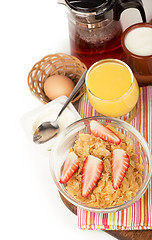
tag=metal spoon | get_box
[33,70,87,144]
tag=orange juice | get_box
[86,59,139,117]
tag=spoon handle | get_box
[57,70,87,118]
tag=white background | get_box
[0,0,152,240]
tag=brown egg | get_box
[44,75,75,100]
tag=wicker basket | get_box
[27,53,87,103]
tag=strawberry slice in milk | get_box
[60,152,79,184]
[90,120,121,145]
[111,149,130,190]
[81,155,104,198]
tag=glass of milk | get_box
[121,23,152,86]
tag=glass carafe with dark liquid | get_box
[58,0,146,68]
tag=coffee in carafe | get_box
[68,17,122,68]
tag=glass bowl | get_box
[50,116,151,213]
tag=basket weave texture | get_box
[27,53,87,103]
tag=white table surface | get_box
[1,0,152,240]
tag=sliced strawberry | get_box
[60,152,79,184]
[81,155,104,198]
[111,149,130,190]
[90,120,121,145]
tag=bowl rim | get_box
[50,116,152,213]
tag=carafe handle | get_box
[113,0,146,22]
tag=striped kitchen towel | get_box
[78,86,152,230]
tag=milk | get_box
[33,103,78,132]
[21,96,81,150]
[124,27,152,56]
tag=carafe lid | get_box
[65,0,115,14]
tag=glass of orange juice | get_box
[85,59,139,119]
